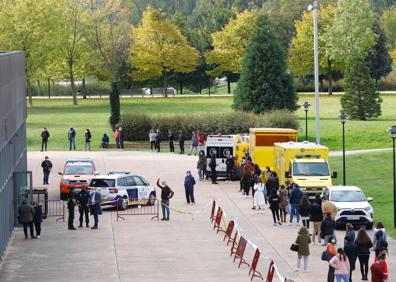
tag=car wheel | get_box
[147,192,156,206]
[118,197,128,210]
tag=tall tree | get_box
[0,0,58,107]
[288,5,341,95]
[367,22,393,84]
[381,5,396,48]
[341,55,382,120]
[205,10,258,94]
[129,6,199,98]
[325,0,376,66]
[81,0,132,127]
[233,13,298,113]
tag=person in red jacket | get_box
[370,255,385,282]
[374,250,388,282]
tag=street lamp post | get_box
[303,101,310,141]
[313,0,320,144]
[340,112,347,185]
[388,125,396,228]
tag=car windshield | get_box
[64,165,94,175]
[293,162,329,176]
[330,190,366,202]
[90,179,115,187]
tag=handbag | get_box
[321,250,332,262]
[290,243,299,252]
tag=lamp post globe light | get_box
[340,112,347,185]
[388,125,396,228]
[303,101,310,141]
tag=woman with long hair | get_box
[278,185,288,222]
[299,195,311,229]
[329,248,350,282]
[355,228,373,281]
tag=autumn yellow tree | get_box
[129,6,199,97]
[289,5,341,95]
[205,10,258,93]
[391,49,396,64]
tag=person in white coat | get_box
[253,178,265,212]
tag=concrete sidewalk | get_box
[0,151,395,282]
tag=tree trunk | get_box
[162,69,168,98]
[208,85,211,96]
[327,59,333,95]
[47,78,51,99]
[82,77,87,99]
[319,78,323,93]
[199,85,202,94]
[27,79,33,107]
[179,81,183,94]
[52,79,58,96]
[37,80,42,96]
[227,76,231,94]
[69,64,78,105]
[109,81,121,129]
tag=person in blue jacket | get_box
[184,171,196,204]
[289,184,303,225]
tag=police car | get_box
[89,172,156,210]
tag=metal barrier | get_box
[46,200,65,222]
[117,200,159,221]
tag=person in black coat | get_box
[225,154,235,183]
[89,187,102,229]
[84,129,92,151]
[41,156,53,185]
[118,127,124,149]
[155,129,161,152]
[33,202,42,238]
[102,133,109,148]
[178,130,185,154]
[354,228,373,280]
[168,129,175,153]
[310,194,323,244]
[76,187,90,228]
[68,127,76,151]
[344,235,357,282]
[209,153,218,184]
[266,172,279,197]
[67,189,77,230]
[268,189,281,225]
[320,213,336,245]
[40,128,50,151]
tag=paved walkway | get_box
[329,148,393,157]
[0,151,395,282]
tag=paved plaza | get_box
[0,151,395,282]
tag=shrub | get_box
[121,110,299,141]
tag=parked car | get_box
[58,158,97,200]
[89,172,156,210]
[322,186,374,229]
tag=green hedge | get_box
[121,110,299,141]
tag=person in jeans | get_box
[84,129,92,151]
[68,127,76,150]
[157,179,175,220]
[178,130,185,154]
[329,248,350,282]
[149,129,156,151]
[184,171,196,204]
[89,187,102,229]
[310,194,323,244]
[32,202,42,238]
[294,227,311,272]
[355,228,373,281]
[288,184,303,225]
[40,127,50,151]
[196,150,206,181]
[41,156,53,185]
[189,131,198,156]
[18,200,36,239]
[155,129,161,152]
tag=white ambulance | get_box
[205,135,236,179]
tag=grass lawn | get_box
[329,151,396,238]
[27,94,396,151]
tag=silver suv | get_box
[89,172,156,210]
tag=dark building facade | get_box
[0,52,27,262]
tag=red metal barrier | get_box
[233,236,250,268]
[210,199,216,222]
[266,260,275,282]
[223,220,235,241]
[213,207,225,233]
[249,248,263,281]
[230,230,239,256]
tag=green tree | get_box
[341,55,382,120]
[326,0,376,65]
[129,6,199,98]
[205,10,258,94]
[381,5,396,48]
[367,22,393,84]
[233,13,298,113]
[288,5,341,95]
[0,0,58,107]
[81,0,132,127]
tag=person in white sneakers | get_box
[252,178,265,212]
